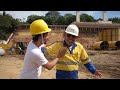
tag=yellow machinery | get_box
[108,41,120,50]
[95,28,120,50]
[13,42,28,55]
[0,44,12,55]
[12,42,27,54]
[93,41,109,50]
[0,44,12,50]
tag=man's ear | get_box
[76,35,80,40]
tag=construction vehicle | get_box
[14,42,28,54]
[0,47,5,56]
[0,40,12,54]
[0,43,12,50]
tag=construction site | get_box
[0,11,120,79]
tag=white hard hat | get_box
[65,24,79,36]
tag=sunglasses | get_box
[66,34,76,38]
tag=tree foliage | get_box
[80,13,95,22]
[44,17,55,25]
[45,11,60,21]
[64,14,76,25]
[56,16,66,25]
[0,12,20,40]
[26,15,45,24]
[26,12,96,25]
[108,17,120,23]
[1,11,120,41]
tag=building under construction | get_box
[6,21,120,53]
[75,11,120,50]
[73,22,120,50]
[1,11,120,55]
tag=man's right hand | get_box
[57,48,67,58]
[43,48,67,70]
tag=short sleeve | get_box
[80,47,91,64]
[32,51,48,66]
[46,43,59,55]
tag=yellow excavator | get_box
[0,41,28,55]
[14,42,28,55]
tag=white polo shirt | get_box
[21,40,48,79]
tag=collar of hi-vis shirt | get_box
[63,40,77,54]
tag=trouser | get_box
[56,70,78,79]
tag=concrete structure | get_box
[102,11,107,21]
[76,11,80,22]
[97,11,112,24]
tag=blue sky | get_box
[0,11,120,22]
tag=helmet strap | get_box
[41,34,44,44]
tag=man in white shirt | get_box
[21,19,66,79]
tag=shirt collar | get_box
[63,40,77,54]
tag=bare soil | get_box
[0,50,120,79]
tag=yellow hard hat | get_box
[30,19,51,35]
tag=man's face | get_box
[42,32,49,44]
[64,33,77,46]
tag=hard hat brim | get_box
[39,28,51,34]
[32,28,51,35]
[65,31,78,36]
[44,28,51,33]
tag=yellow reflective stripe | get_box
[82,59,91,65]
[56,64,79,71]
[81,57,89,62]
[81,57,91,64]
[57,61,81,65]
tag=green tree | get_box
[108,17,120,23]
[45,11,60,24]
[64,14,76,25]
[56,16,66,25]
[26,15,45,24]
[44,17,55,25]
[96,18,103,21]
[15,18,27,24]
[80,13,95,22]
[45,11,60,21]
[0,14,19,40]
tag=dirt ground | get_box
[0,50,120,79]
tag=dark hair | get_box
[32,34,41,41]
[32,33,48,42]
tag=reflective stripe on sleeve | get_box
[81,57,89,62]
[57,61,81,65]
[81,57,91,64]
